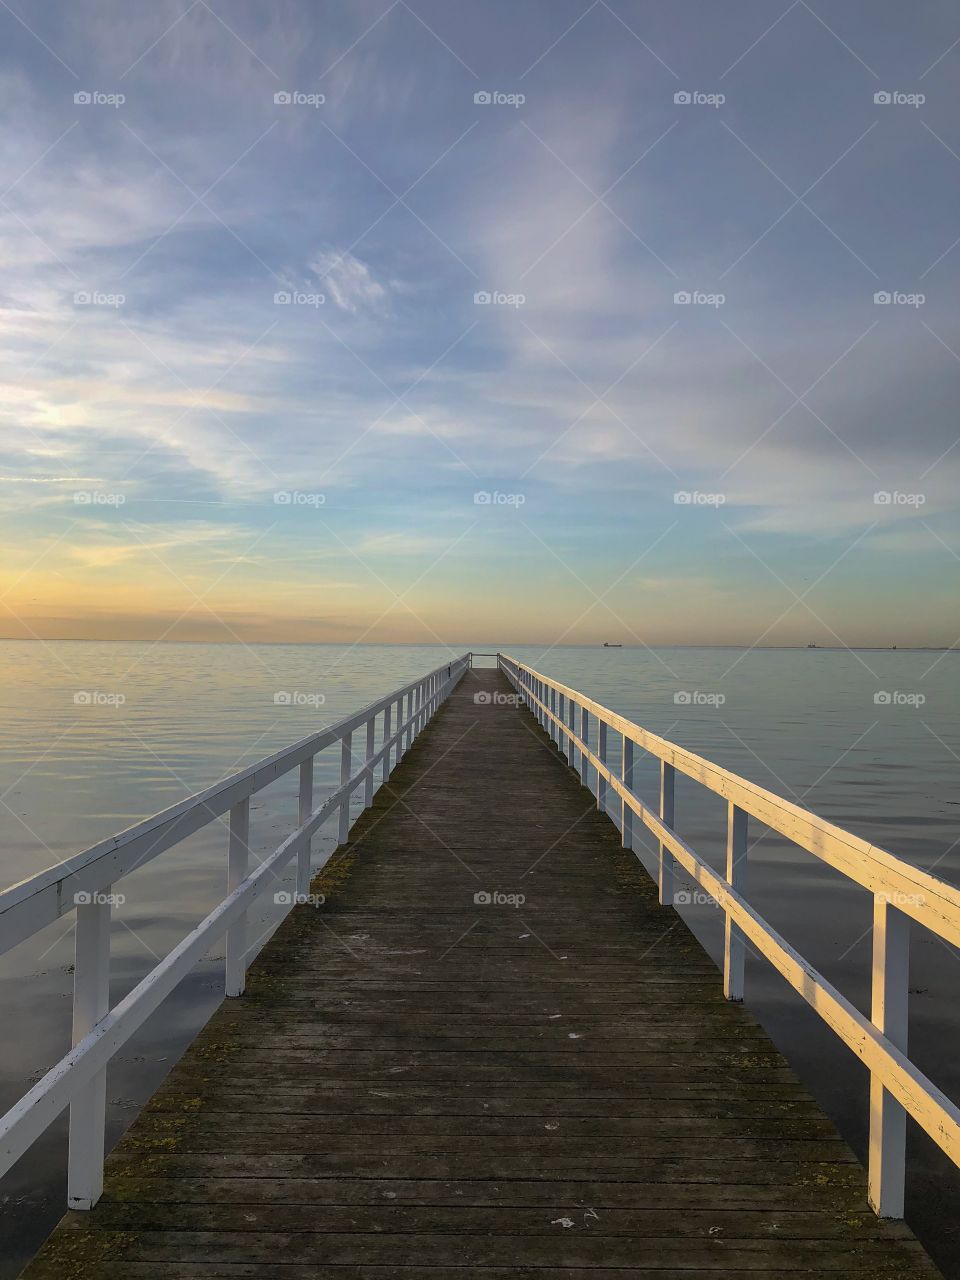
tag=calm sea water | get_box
[1,640,958,1275]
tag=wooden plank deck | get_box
[20,667,942,1278]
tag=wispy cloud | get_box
[0,0,958,644]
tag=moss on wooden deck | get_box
[20,669,942,1279]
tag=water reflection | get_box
[0,642,957,1275]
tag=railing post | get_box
[621,737,634,848]
[596,720,607,813]
[67,891,111,1209]
[869,895,910,1218]
[225,796,250,995]
[381,702,392,783]
[723,802,748,1000]
[297,759,313,898]
[579,707,590,785]
[558,693,566,758]
[658,761,675,906]
[404,691,414,751]
[395,696,404,761]
[550,687,557,744]
[339,731,352,843]
[569,697,577,769]
[364,715,375,807]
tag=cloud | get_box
[2,1,960,642]
[307,249,390,313]
[356,532,458,557]
[64,520,246,569]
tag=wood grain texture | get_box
[20,668,942,1278]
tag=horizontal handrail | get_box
[0,654,470,1209]
[499,655,960,947]
[499,651,960,1220]
[0,657,468,955]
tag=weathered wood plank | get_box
[19,669,942,1279]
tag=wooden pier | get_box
[18,666,942,1278]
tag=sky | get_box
[1,0,959,649]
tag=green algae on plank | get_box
[23,1229,136,1280]
[17,668,944,1280]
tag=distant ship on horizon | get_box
[603,642,622,647]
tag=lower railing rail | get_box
[499,651,960,1220]
[5,649,957,1224]
[0,654,469,1209]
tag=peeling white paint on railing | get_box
[499,652,960,1222]
[0,655,470,1210]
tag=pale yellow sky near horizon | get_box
[1,554,954,649]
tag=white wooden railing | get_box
[0,655,470,1211]
[499,652,960,1220]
